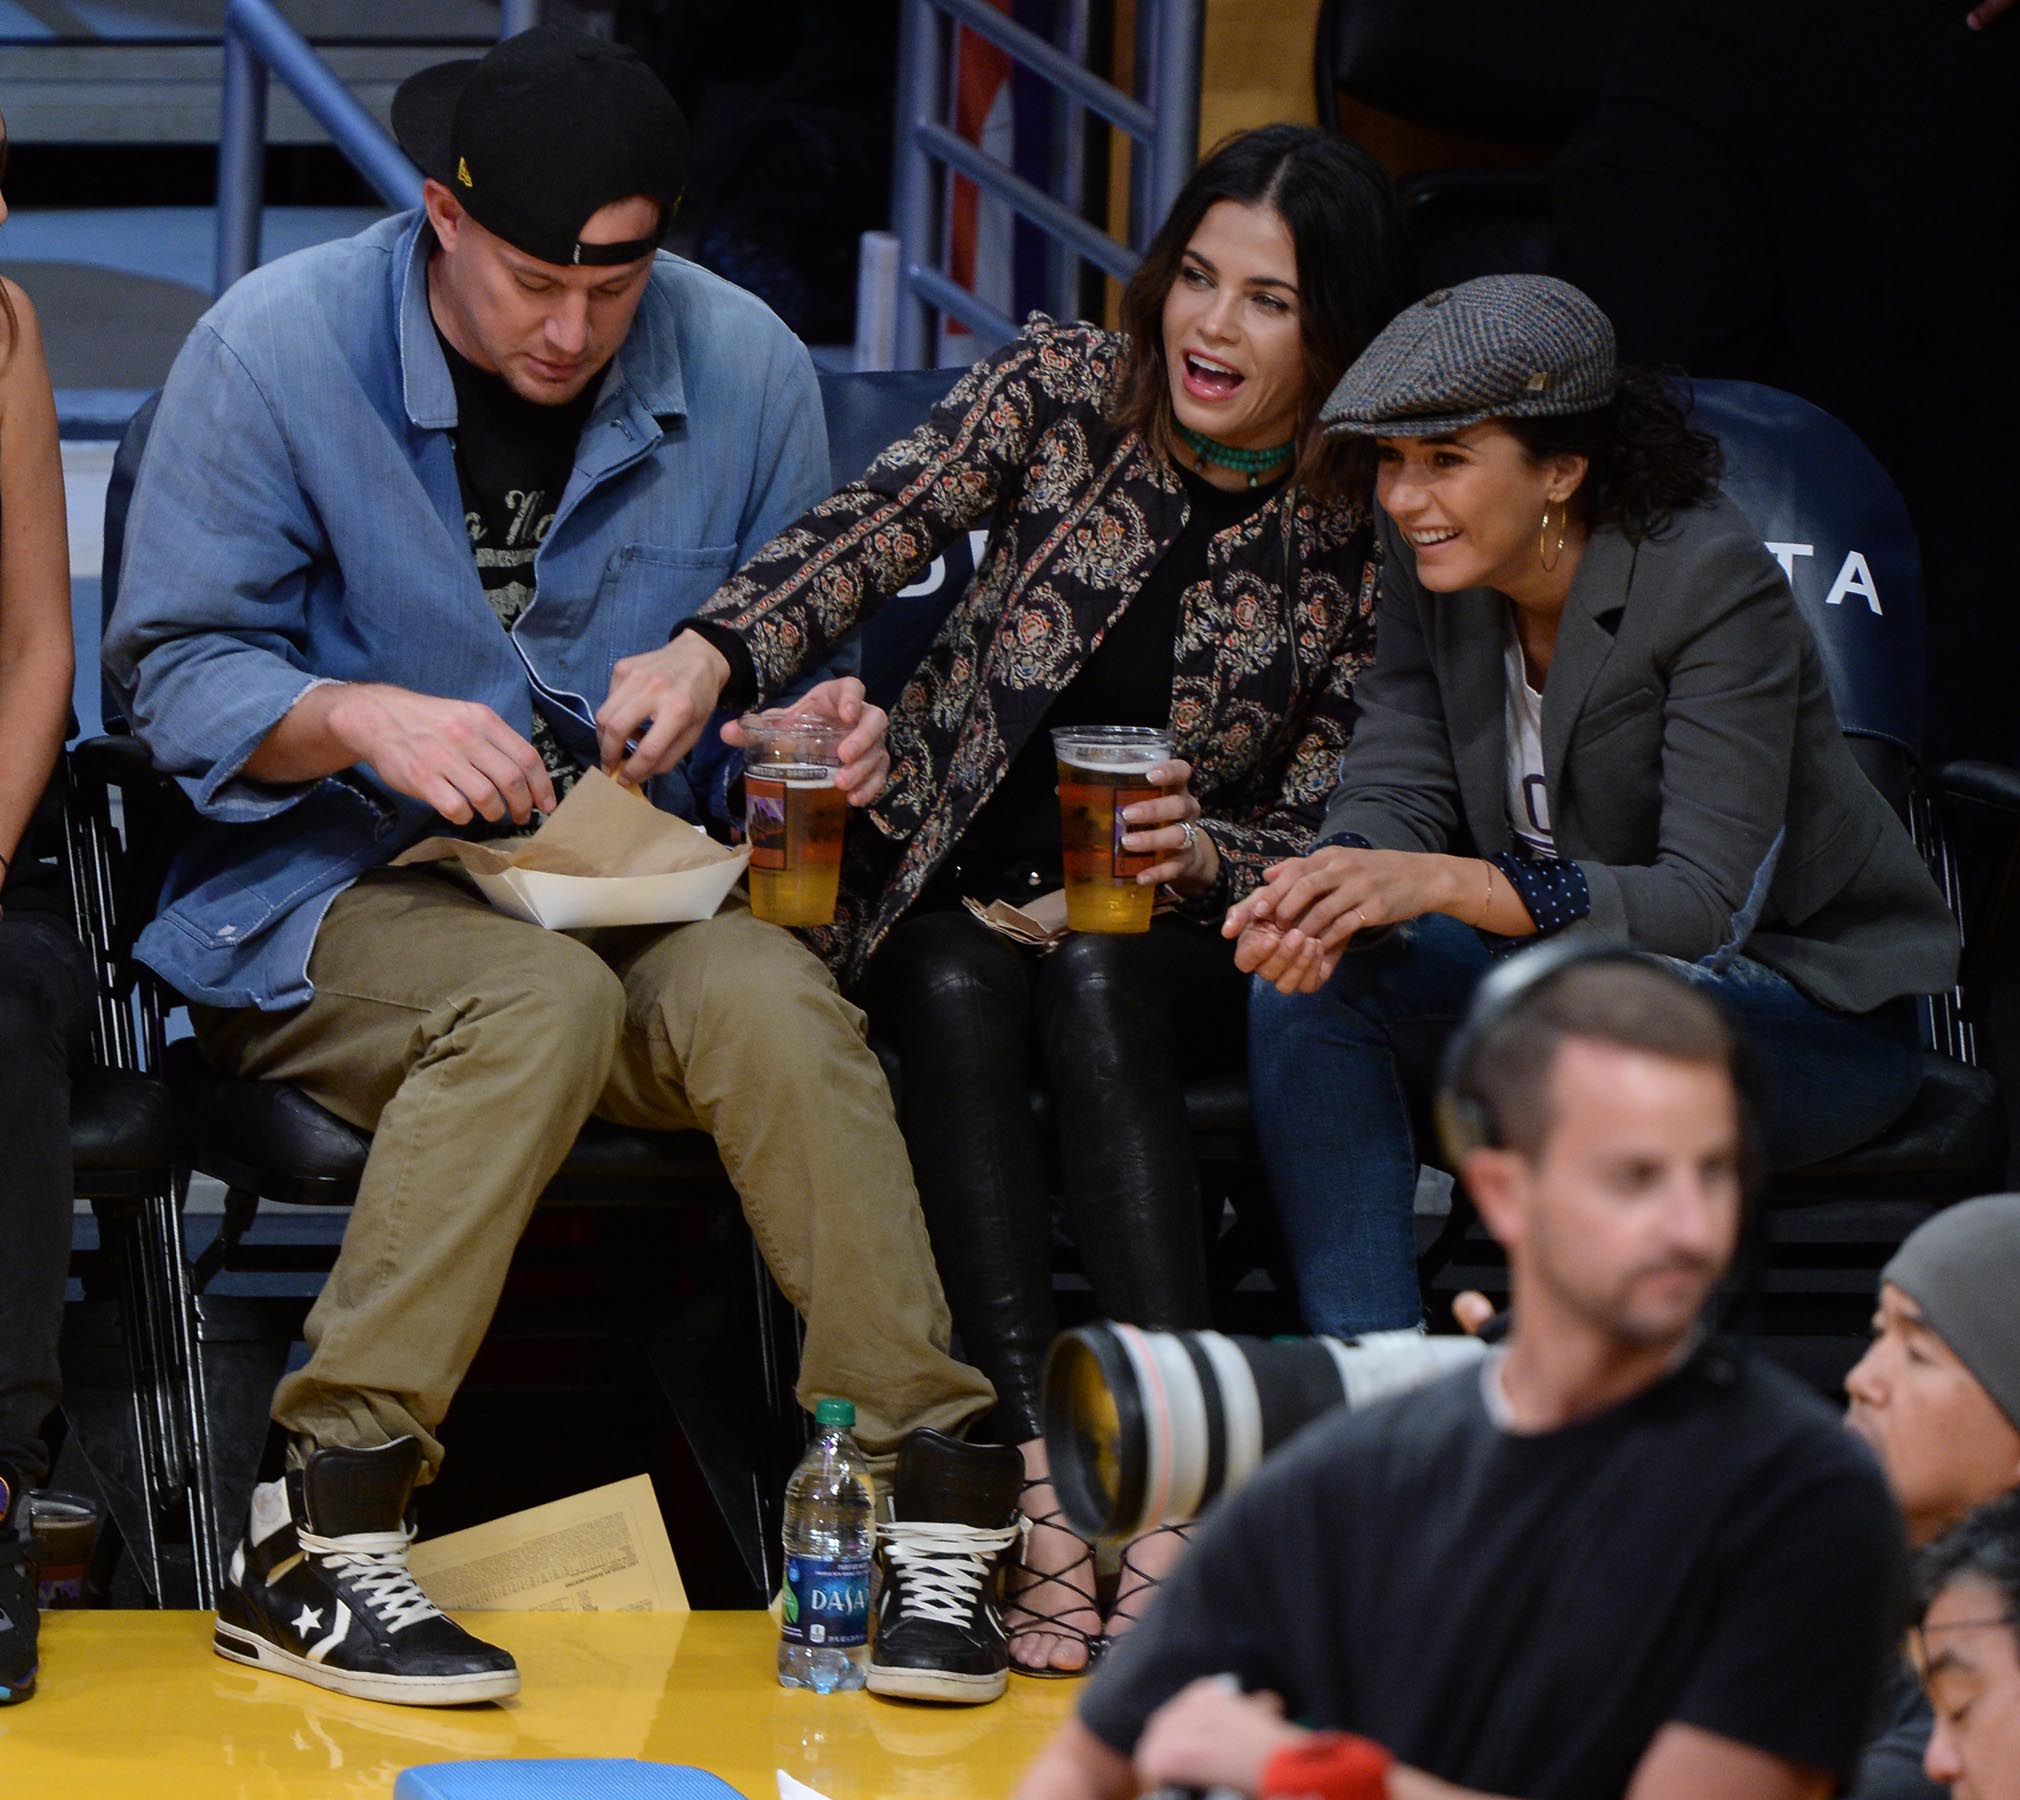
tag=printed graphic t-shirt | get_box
[1504,615,1554,857]
[437,321,601,794]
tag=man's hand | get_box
[595,631,733,786]
[268,681,556,826]
[723,675,891,807]
[1134,1681,1307,1796]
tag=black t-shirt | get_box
[926,463,1282,901]
[1081,1342,1906,1796]
[437,321,600,794]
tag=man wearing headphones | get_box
[1012,946,1904,1800]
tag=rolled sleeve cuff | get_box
[186,673,344,822]
[1486,850,1590,939]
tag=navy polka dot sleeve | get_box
[1313,834,1591,945]
[1487,850,1590,938]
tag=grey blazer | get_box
[1319,494,1958,1014]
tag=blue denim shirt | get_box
[103,211,833,1011]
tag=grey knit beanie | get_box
[1883,1193,2020,1431]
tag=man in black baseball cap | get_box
[393,25,688,279]
[105,24,997,1708]
[391,26,689,405]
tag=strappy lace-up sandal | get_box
[1096,1519,1194,1660]
[1004,1474,1102,1677]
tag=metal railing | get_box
[885,0,1202,368]
[214,0,543,296]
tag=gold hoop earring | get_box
[1539,504,1567,573]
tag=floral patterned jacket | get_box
[699,315,1381,985]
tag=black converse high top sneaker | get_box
[0,1475,38,1706]
[867,1429,1024,1704]
[212,1437,518,1705]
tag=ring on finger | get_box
[1355,907,1368,929]
[1179,819,1199,854]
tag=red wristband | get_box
[1259,1732,1394,1800]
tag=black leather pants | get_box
[862,909,1248,1441]
[0,909,93,1491]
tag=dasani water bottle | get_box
[777,1397,875,1693]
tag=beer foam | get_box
[1056,751,1165,775]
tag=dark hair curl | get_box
[1503,366,1722,542]
[1915,1491,2020,1650]
[1110,124,1413,509]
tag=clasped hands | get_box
[1223,845,1466,995]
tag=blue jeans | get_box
[1248,915,1925,1338]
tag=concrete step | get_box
[0,1,604,145]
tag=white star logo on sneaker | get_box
[292,1604,324,1639]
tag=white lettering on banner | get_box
[1824,549,1882,615]
[1763,541,1815,583]
[896,530,990,601]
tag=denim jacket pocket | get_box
[600,541,740,616]
[158,776,401,952]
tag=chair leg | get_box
[749,1236,806,1597]
[152,1166,221,1605]
[189,1184,258,1294]
[92,1196,171,1603]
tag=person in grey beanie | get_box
[1226,272,1958,1341]
[1846,1194,2020,1800]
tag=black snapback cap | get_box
[392,26,690,268]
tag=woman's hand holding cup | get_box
[1119,759,1220,897]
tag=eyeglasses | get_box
[1910,1613,2018,1677]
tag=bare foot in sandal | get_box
[1004,1438,1101,1674]
[1100,1519,1192,1654]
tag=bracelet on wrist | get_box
[1259,1731,1394,1800]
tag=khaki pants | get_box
[194,866,994,1479]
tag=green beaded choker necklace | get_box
[1178,424,1294,488]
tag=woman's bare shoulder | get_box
[0,274,56,421]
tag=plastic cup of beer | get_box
[742,711,849,927]
[1052,725,1175,934]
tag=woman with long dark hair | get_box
[0,116,89,1708]
[685,125,1413,1679]
[1231,274,1957,1341]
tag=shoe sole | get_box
[866,1661,1008,1705]
[212,1620,520,1706]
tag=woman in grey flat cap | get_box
[1228,273,1959,1339]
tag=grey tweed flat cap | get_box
[1322,273,1618,438]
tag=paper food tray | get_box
[468,852,749,931]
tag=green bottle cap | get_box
[814,1398,856,1428]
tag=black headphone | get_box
[1433,939,1672,1164]
[1433,937,1763,1367]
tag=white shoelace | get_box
[880,1519,1023,1628]
[298,1524,441,1633]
